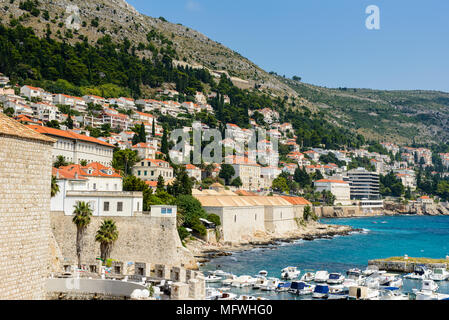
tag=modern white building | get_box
[314,179,351,205]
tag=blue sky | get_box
[127,0,449,92]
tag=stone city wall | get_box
[0,135,53,299]
[50,211,197,270]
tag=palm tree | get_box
[95,219,119,263]
[51,176,60,198]
[72,201,93,269]
[53,155,68,168]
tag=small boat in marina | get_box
[430,267,449,281]
[300,271,315,282]
[312,284,329,299]
[252,276,267,289]
[314,270,329,283]
[362,265,385,276]
[231,275,257,287]
[327,285,349,300]
[260,278,280,291]
[205,274,222,283]
[412,279,449,300]
[281,266,301,280]
[289,281,314,295]
[379,273,403,288]
[404,265,432,280]
[327,273,345,284]
[378,287,409,300]
[222,274,238,286]
[212,270,232,277]
[258,270,268,277]
[205,288,222,300]
[276,282,291,292]
[346,268,362,276]
[363,274,380,289]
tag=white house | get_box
[314,179,351,205]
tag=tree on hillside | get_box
[230,177,243,188]
[218,164,235,185]
[272,176,289,193]
[294,166,312,189]
[95,219,119,263]
[72,201,92,269]
[112,149,139,176]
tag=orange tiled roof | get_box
[0,113,55,143]
[280,196,312,206]
[315,179,348,184]
[27,125,114,147]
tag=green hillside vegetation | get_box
[283,80,449,144]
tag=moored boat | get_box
[312,284,329,299]
[327,273,345,284]
[289,281,315,295]
[314,270,329,283]
[430,267,449,281]
[300,271,315,282]
[281,266,301,280]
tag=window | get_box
[137,170,141,176]
[234,215,237,223]
[117,202,123,212]
[104,202,109,212]
[93,183,96,190]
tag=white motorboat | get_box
[344,273,366,286]
[289,281,315,295]
[346,268,362,276]
[281,266,301,280]
[378,287,409,300]
[212,270,231,277]
[205,274,222,283]
[327,273,345,284]
[260,278,280,291]
[258,270,268,277]
[276,281,291,292]
[252,276,267,289]
[300,272,315,282]
[312,284,329,299]
[430,267,449,281]
[314,270,329,283]
[379,273,403,288]
[412,279,449,300]
[222,274,237,286]
[327,285,349,300]
[205,288,222,300]
[362,265,385,276]
[363,274,380,289]
[231,275,257,288]
[404,266,432,280]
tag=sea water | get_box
[201,215,449,300]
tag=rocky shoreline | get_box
[186,222,359,264]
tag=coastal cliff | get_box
[383,201,449,216]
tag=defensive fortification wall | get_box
[50,211,197,270]
[0,134,54,299]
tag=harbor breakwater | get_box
[368,257,449,273]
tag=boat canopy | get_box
[329,273,341,279]
[314,285,329,294]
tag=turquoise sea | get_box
[201,215,449,299]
